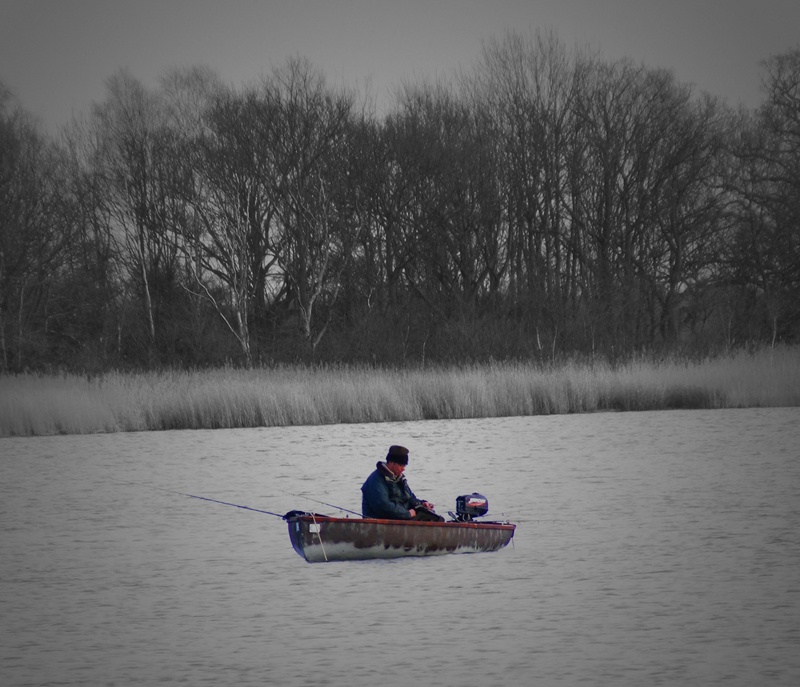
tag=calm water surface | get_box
[2,408,799,686]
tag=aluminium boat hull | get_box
[285,513,516,563]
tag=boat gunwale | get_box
[288,514,516,531]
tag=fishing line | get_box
[310,512,328,562]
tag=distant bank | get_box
[2,348,798,437]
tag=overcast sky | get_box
[2,0,799,132]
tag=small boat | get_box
[284,511,516,563]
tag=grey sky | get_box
[2,0,799,132]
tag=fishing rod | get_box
[114,479,361,518]
[288,492,361,517]
[180,492,285,518]
[112,479,285,518]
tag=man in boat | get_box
[361,445,443,521]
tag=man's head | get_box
[385,445,409,476]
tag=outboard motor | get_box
[452,492,489,521]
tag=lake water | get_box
[2,408,799,686]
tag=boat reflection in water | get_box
[284,512,516,563]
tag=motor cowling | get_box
[455,492,489,521]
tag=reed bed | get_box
[1,347,799,437]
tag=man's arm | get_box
[405,484,434,512]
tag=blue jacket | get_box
[361,462,423,519]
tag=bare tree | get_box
[181,84,283,366]
[472,30,584,355]
[728,48,800,345]
[0,87,72,370]
[89,70,184,361]
[272,58,360,356]
[568,59,729,352]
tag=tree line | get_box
[1,32,799,372]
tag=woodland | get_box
[1,32,799,373]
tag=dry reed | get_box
[1,348,798,437]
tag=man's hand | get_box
[409,509,416,518]
[422,501,435,510]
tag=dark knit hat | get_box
[386,445,409,465]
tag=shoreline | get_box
[2,348,799,438]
